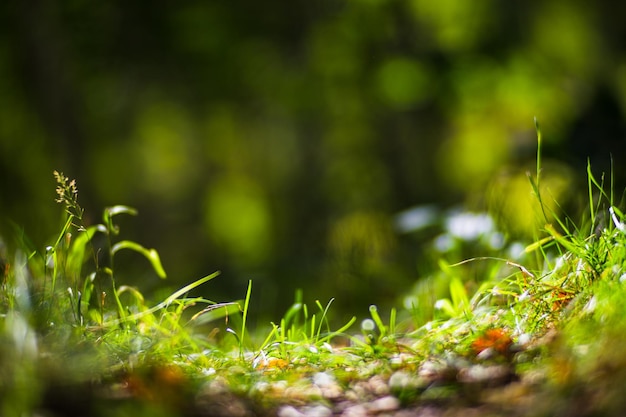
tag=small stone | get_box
[344,389,360,402]
[367,395,400,412]
[341,404,368,417]
[389,371,411,389]
[402,406,442,417]
[199,378,229,395]
[278,405,305,417]
[303,384,324,399]
[302,405,333,417]
[321,384,343,400]
[367,375,390,396]
[389,371,426,391]
[457,364,512,385]
[313,372,335,388]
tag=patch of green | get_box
[4,133,626,416]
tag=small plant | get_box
[0,173,240,378]
[7,123,626,417]
[255,290,356,366]
[51,170,170,327]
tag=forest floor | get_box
[7,169,626,417]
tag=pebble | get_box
[278,404,334,417]
[278,405,305,417]
[389,371,426,391]
[341,404,368,417]
[367,375,391,396]
[367,396,400,413]
[312,372,343,399]
[395,407,441,417]
[313,372,335,387]
[457,364,512,386]
[302,405,333,417]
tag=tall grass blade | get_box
[531,117,548,223]
[102,271,221,327]
[315,298,334,341]
[110,240,167,279]
[239,280,253,359]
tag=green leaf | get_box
[102,271,221,327]
[104,205,138,220]
[369,304,387,337]
[524,236,554,253]
[117,285,146,305]
[111,240,167,278]
[449,276,469,314]
[66,224,106,278]
[283,302,303,329]
[434,299,456,318]
[239,280,253,356]
[103,205,138,234]
[190,301,242,325]
[81,272,96,323]
[544,224,578,254]
[318,316,357,344]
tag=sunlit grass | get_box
[4,143,626,416]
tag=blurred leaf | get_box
[103,206,138,235]
[111,240,167,279]
[449,276,470,315]
[66,224,107,278]
[190,301,242,325]
[375,57,431,108]
[117,285,147,305]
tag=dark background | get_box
[1,0,626,324]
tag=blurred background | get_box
[1,0,626,324]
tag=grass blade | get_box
[102,271,221,327]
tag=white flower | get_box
[445,211,494,241]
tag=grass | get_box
[4,145,626,416]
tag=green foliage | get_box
[3,0,623,323]
[50,172,172,327]
[257,290,357,362]
[7,144,626,416]
[1,174,234,387]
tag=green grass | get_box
[4,145,626,416]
